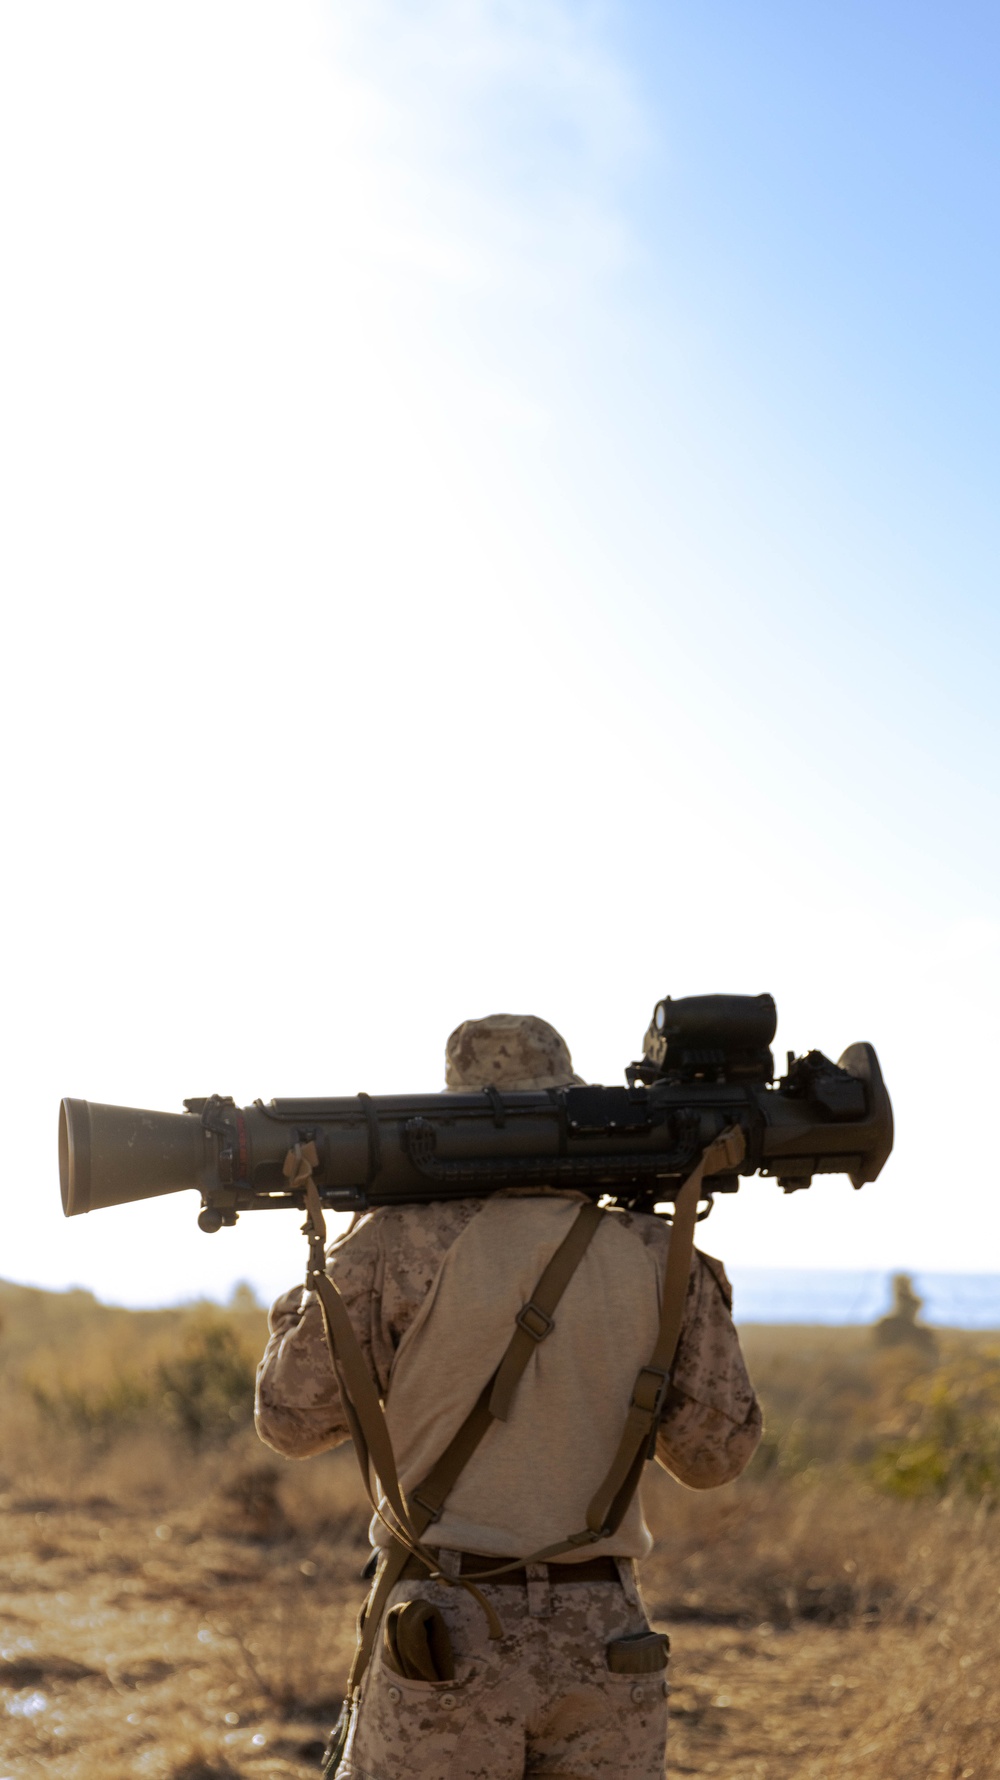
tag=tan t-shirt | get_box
[256,1191,761,1560]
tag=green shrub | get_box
[157,1312,258,1444]
[29,1368,153,1438]
[869,1347,1000,1500]
[26,1307,259,1449]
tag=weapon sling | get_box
[294,1124,743,1754]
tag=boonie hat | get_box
[444,1013,583,1092]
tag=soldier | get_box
[873,1272,938,1360]
[256,1014,761,1779]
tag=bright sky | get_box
[2,1,998,1306]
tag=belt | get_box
[398,1551,622,1586]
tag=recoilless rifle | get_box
[59,994,893,1232]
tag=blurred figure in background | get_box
[873,1273,938,1361]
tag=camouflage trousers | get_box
[336,1561,668,1780]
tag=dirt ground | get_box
[3,1292,998,1777]
[0,1490,917,1780]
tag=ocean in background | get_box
[729,1270,1000,1329]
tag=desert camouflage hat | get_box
[444,1013,584,1092]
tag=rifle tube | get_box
[59,1040,892,1228]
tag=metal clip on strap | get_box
[631,1364,670,1415]
[632,1365,671,1459]
[515,1301,555,1342]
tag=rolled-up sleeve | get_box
[255,1215,388,1458]
[654,1250,762,1489]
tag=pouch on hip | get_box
[383,1599,456,1683]
[606,1631,670,1675]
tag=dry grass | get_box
[0,1441,368,1779]
[640,1473,1000,1778]
[1,1280,999,1777]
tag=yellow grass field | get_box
[1,1279,999,1779]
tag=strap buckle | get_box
[631,1365,671,1461]
[631,1364,671,1419]
[410,1490,444,1524]
[516,1301,555,1342]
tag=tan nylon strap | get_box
[481,1198,604,1420]
[294,1164,607,1693]
[296,1161,458,1626]
[296,1165,414,1546]
[581,1125,746,1539]
[342,1200,607,1691]
[408,1198,604,1518]
[354,1201,605,1649]
[296,1161,492,1696]
[348,1546,415,1697]
[297,1131,744,1691]
[359,1130,746,1591]
[448,1126,747,1582]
